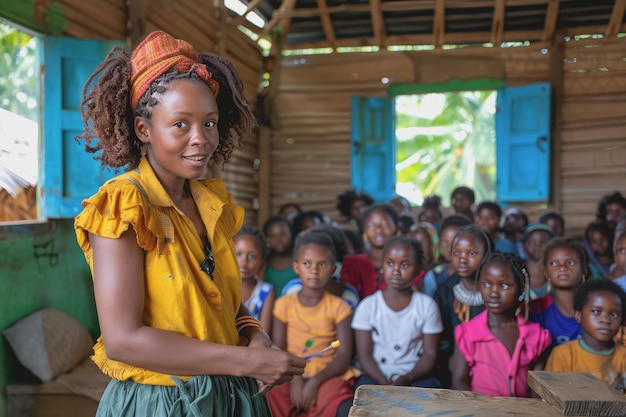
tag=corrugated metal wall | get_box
[271,38,626,236]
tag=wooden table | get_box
[349,372,626,417]
[349,385,567,417]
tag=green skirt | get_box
[96,375,273,417]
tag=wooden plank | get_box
[317,0,337,50]
[369,0,386,48]
[491,0,505,46]
[542,0,560,42]
[349,385,567,417]
[433,0,445,47]
[606,0,626,37]
[549,37,564,211]
[528,371,626,416]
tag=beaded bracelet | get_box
[235,315,264,334]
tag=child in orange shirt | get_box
[546,279,626,394]
[268,232,356,417]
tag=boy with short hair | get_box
[545,279,626,394]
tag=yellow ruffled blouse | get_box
[74,157,245,385]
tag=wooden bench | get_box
[349,372,626,417]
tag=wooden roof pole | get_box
[491,0,505,46]
[256,1,294,228]
[127,0,150,48]
[606,0,626,37]
[433,0,446,48]
[264,0,298,37]
[542,0,560,42]
[317,0,337,51]
[549,36,564,213]
[370,0,386,48]
[213,0,228,56]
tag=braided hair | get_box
[476,252,531,320]
[76,47,256,171]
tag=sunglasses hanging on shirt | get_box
[200,235,215,280]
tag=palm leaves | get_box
[396,91,497,205]
[0,23,37,121]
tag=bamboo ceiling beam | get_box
[606,0,626,37]
[317,0,337,50]
[542,0,560,42]
[279,22,626,52]
[264,0,298,36]
[370,0,386,48]
[491,0,505,46]
[231,0,265,27]
[271,0,550,19]
[433,0,446,47]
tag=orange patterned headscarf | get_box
[129,31,219,112]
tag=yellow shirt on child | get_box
[273,292,357,379]
[545,339,626,394]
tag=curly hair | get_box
[596,191,626,225]
[76,47,256,171]
[336,189,375,219]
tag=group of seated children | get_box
[233,187,626,417]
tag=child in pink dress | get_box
[451,252,552,397]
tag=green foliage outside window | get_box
[395,91,497,206]
[0,22,37,121]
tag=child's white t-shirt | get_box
[352,290,443,380]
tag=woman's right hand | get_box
[247,347,306,386]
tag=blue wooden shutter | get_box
[351,96,395,202]
[41,37,125,218]
[495,82,551,202]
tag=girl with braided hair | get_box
[451,252,552,397]
[74,31,305,417]
[432,223,490,387]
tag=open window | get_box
[351,81,551,205]
[0,21,125,224]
